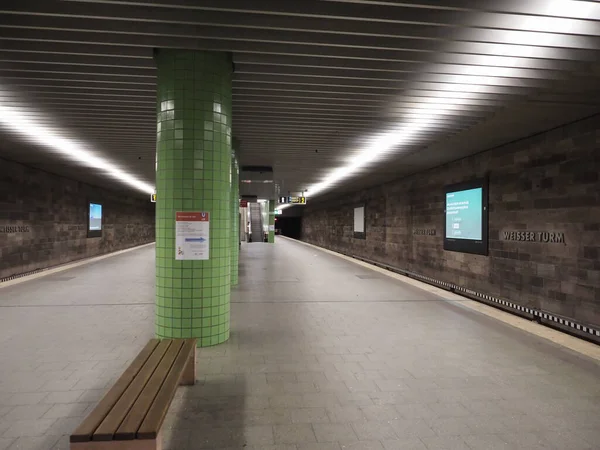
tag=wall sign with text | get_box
[503,231,565,244]
[175,212,210,260]
[0,225,30,233]
[413,228,436,236]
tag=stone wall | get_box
[302,115,600,328]
[0,158,155,279]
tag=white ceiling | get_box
[0,0,599,199]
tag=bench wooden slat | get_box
[114,340,184,440]
[70,339,160,443]
[137,339,196,440]
[92,339,173,441]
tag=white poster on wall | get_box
[175,212,210,260]
[353,206,365,232]
[269,224,275,232]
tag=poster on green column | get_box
[175,212,210,260]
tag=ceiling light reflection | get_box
[0,101,155,194]
[303,0,593,199]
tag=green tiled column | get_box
[155,49,232,347]
[268,200,275,243]
[231,143,240,286]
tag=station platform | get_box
[0,239,599,450]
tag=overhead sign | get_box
[151,193,157,203]
[279,196,307,204]
[274,209,282,215]
[175,212,210,260]
[240,200,248,207]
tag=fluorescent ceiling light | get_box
[301,0,593,200]
[0,98,155,194]
[537,0,599,19]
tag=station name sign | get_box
[0,225,30,233]
[413,228,436,236]
[503,231,565,244]
[279,196,306,205]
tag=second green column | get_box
[155,49,232,347]
[231,143,240,286]
[268,200,275,243]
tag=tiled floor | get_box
[0,240,599,450]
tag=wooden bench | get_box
[70,338,196,450]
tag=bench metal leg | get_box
[180,347,196,386]
[70,432,162,450]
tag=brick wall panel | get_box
[302,115,600,328]
[0,158,155,279]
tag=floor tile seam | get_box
[0,302,155,308]
[281,237,600,363]
[0,242,155,289]
[230,299,467,304]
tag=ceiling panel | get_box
[0,0,598,200]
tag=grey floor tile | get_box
[340,441,384,450]
[427,417,474,436]
[249,446,298,450]
[465,416,511,435]
[463,434,513,450]
[381,438,428,450]
[541,430,598,450]
[461,400,509,417]
[0,406,14,418]
[6,435,61,450]
[270,395,306,408]
[42,391,84,404]
[326,406,366,423]
[3,405,52,422]
[394,403,434,420]
[495,432,555,450]
[360,405,400,422]
[0,439,15,450]
[389,419,436,439]
[3,393,48,406]
[48,417,83,436]
[290,408,330,424]
[351,421,398,441]
[297,444,341,450]
[244,408,293,425]
[243,425,276,447]
[420,436,471,450]
[313,424,358,443]
[42,403,93,419]
[427,402,471,418]
[274,424,317,444]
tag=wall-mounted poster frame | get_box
[353,204,366,239]
[87,201,103,238]
[443,177,489,256]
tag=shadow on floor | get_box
[163,378,248,449]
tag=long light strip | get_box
[0,99,155,194]
[293,0,599,202]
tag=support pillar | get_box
[231,140,240,286]
[268,200,275,243]
[155,49,232,347]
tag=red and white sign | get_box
[239,200,248,208]
[176,212,209,222]
[175,211,210,260]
